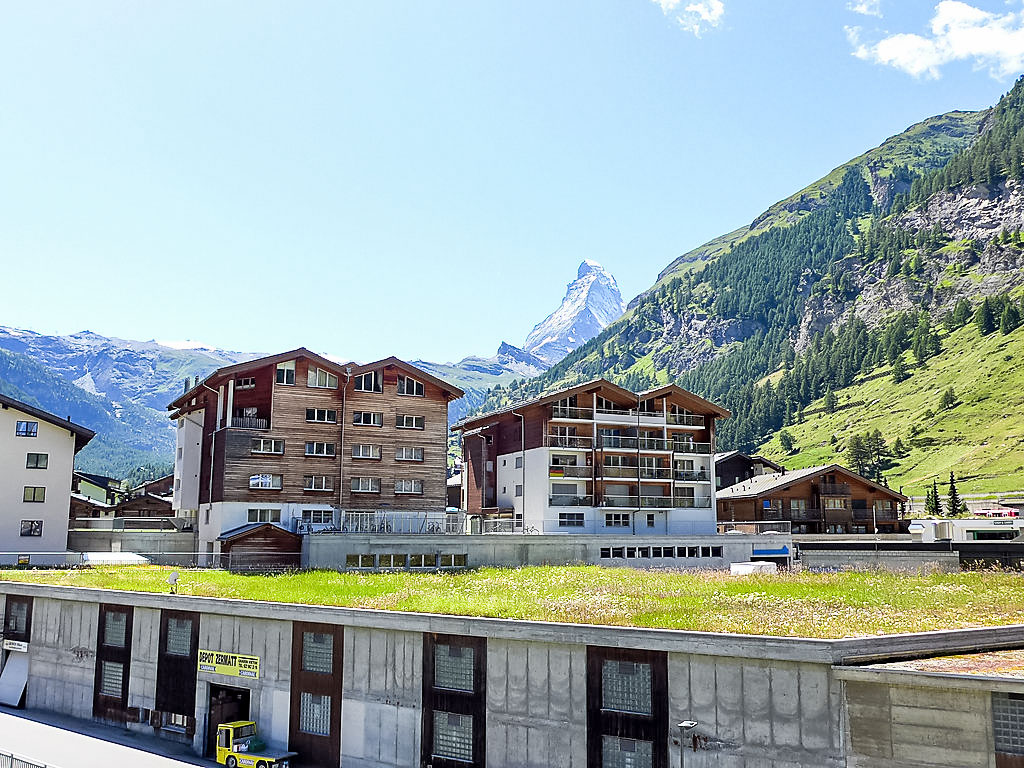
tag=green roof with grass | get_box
[5,565,1024,639]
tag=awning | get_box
[0,651,29,707]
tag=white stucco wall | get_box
[0,405,77,563]
[172,410,204,515]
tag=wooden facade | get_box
[716,464,907,534]
[169,349,463,514]
[220,523,303,570]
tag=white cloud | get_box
[848,0,882,18]
[653,0,725,37]
[851,1,1024,79]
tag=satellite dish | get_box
[167,571,179,594]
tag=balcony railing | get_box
[852,508,899,521]
[600,465,638,478]
[762,507,824,522]
[674,470,711,482]
[600,436,674,451]
[595,407,661,418]
[230,416,269,430]
[546,435,593,449]
[599,496,711,509]
[549,465,592,478]
[551,406,594,420]
[549,494,594,507]
[672,441,712,455]
[639,467,673,480]
[818,482,852,496]
[667,413,705,427]
[674,496,712,508]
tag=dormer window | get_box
[397,375,424,397]
[275,361,295,385]
[236,377,256,390]
[354,370,382,393]
[307,367,339,389]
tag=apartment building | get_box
[168,348,463,559]
[453,379,729,535]
[715,463,907,534]
[0,393,95,564]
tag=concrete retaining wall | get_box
[67,530,196,565]
[800,549,960,573]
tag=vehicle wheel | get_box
[257,762,268,768]
[226,757,237,768]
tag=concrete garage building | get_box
[3,582,1024,767]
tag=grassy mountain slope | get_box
[653,110,987,286]
[757,314,1024,496]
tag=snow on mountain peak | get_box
[523,260,626,365]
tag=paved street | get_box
[0,708,210,768]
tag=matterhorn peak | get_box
[523,260,626,365]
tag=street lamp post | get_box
[677,720,698,768]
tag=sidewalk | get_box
[0,707,212,768]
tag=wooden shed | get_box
[218,523,302,571]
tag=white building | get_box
[0,394,94,565]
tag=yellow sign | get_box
[198,649,260,679]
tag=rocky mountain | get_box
[479,76,1024,490]
[0,327,256,482]
[523,260,626,364]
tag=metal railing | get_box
[68,516,187,531]
[600,465,638,478]
[818,482,851,496]
[335,510,466,534]
[546,435,593,449]
[672,441,712,455]
[595,407,662,418]
[548,494,594,507]
[674,470,711,482]
[230,416,269,430]
[718,521,792,535]
[600,436,674,451]
[600,496,712,508]
[667,413,705,427]
[639,467,673,480]
[548,465,592,478]
[674,496,712,508]
[551,406,594,420]
[0,749,52,768]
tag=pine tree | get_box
[824,388,838,414]
[892,437,906,457]
[976,297,996,335]
[951,298,972,329]
[940,387,957,409]
[925,479,940,517]
[947,472,966,517]
[847,434,869,475]
[779,429,795,453]
[1001,302,1021,335]
[891,355,909,383]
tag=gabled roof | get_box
[715,463,907,501]
[0,393,95,452]
[218,522,303,542]
[168,348,464,412]
[453,378,643,431]
[638,384,731,419]
[74,471,123,491]
[714,450,785,473]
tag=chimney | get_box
[183,378,190,393]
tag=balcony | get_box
[674,496,712,509]
[599,496,711,509]
[600,465,638,478]
[546,435,593,449]
[551,405,594,420]
[762,507,823,522]
[818,482,852,496]
[548,465,592,478]
[549,494,594,507]
[672,442,712,455]
[667,413,705,427]
[639,467,673,480]
[230,416,269,430]
[674,469,711,482]
[599,436,674,451]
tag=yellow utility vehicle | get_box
[215,721,297,768]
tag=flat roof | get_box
[862,648,1024,679]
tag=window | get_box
[251,438,284,454]
[790,499,807,511]
[164,713,190,731]
[395,479,424,495]
[345,554,375,568]
[305,408,337,423]
[100,661,124,698]
[304,475,334,491]
[435,644,475,692]
[351,477,381,493]
[307,367,339,389]
[302,632,333,674]
[396,414,425,430]
[5,598,30,638]
[103,610,128,648]
[424,634,485,766]
[646,513,655,528]
[433,711,473,762]
[174,478,181,491]
[515,456,523,469]
[353,411,383,426]
[247,508,282,523]
[236,377,256,390]
[395,446,424,461]
[305,442,336,457]
[352,444,382,459]
[410,553,437,568]
[302,509,333,525]
[249,474,282,489]
[397,375,424,397]
[602,659,653,715]
[275,360,296,385]
[378,554,407,568]
[353,370,382,392]
[993,693,1024,756]
[605,513,629,528]
[177,446,183,459]
[589,648,667,768]
[602,736,654,768]
[298,691,331,736]
[20,520,42,537]
[824,498,846,510]
[165,617,193,657]
[559,512,584,527]
[15,421,38,437]
[22,486,45,503]
[25,453,47,469]
[439,553,467,567]
[515,485,523,498]
[685,546,699,558]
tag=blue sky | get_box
[1,1,1021,362]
